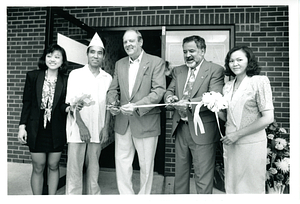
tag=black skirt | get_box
[29,110,64,153]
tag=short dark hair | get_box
[38,44,68,74]
[224,46,261,77]
[182,35,206,51]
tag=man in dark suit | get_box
[164,35,224,194]
[107,29,166,194]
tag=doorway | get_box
[47,7,235,186]
[98,29,166,175]
[98,26,234,176]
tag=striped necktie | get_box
[182,68,196,100]
[179,68,196,118]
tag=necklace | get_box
[45,70,58,82]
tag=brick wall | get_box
[7,7,47,163]
[7,6,289,176]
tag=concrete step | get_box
[7,162,164,195]
[8,162,224,195]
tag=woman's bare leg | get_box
[47,152,62,195]
[30,152,46,195]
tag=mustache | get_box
[185,56,194,61]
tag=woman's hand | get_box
[18,125,27,144]
[221,109,274,145]
[220,132,239,145]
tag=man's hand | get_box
[110,107,120,116]
[100,127,109,144]
[79,125,91,143]
[76,101,84,111]
[165,95,179,110]
[74,109,91,142]
[165,95,179,103]
[120,103,136,116]
[173,99,189,118]
[108,100,120,116]
[173,99,189,112]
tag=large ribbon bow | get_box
[192,91,228,136]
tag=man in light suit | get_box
[164,35,224,194]
[107,29,166,194]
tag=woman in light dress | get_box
[219,46,274,193]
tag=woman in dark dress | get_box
[18,44,70,195]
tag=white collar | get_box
[190,59,204,71]
[129,50,144,64]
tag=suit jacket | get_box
[164,60,224,145]
[19,70,69,149]
[107,52,166,138]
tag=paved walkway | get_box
[7,162,224,195]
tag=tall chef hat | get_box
[88,33,104,49]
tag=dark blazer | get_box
[107,52,166,138]
[19,70,69,149]
[164,60,224,145]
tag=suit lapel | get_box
[130,53,149,100]
[177,66,188,99]
[36,71,45,109]
[230,76,249,109]
[228,76,250,128]
[191,60,208,98]
[120,58,130,101]
[52,74,63,111]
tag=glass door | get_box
[165,30,231,67]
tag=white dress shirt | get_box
[66,65,112,143]
[128,51,144,97]
[181,59,204,121]
[183,59,203,90]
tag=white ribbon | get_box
[133,101,208,136]
[193,101,205,135]
[215,112,224,137]
[107,101,224,137]
[132,103,169,108]
[191,101,224,137]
